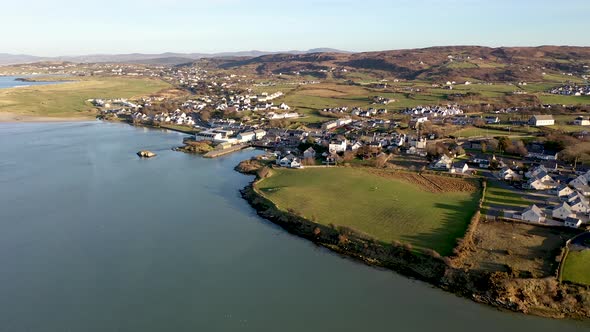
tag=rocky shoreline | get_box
[237,164,590,320]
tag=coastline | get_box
[0,112,95,123]
[236,164,590,321]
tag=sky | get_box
[2,0,589,56]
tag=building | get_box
[431,155,453,170]
[565,216,583,228]
[574,116,590,126]
[552,202,573,220]
[328,139,347,153]
[520,205,545,223]
[237,131,256,142]
[529,115,555,127]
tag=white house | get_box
[525,165,548,179]
[451,163,470,175]
[526,173,557,190]
[529,115,555,127]
[499,167,521,181]
[565,216,583,228]
[574,116,590,126]
[556,184,574,198]
[520,205,545,223]
[328,139,347,153]
[254,129,267,140]
[569,197,590,213]
[277,154,302,168]
[569,176,590,195]
[552,202,573,220]
[431,155,453,170]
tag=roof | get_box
[531,115,554,121]
[524,204,543,215]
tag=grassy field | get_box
[481,181,531,216]
[256,167,481,256]
[451,127,530,138]
[0,77,170,118]
[562,250,590,285]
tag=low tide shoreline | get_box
[0,112,95,123]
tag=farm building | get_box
[528,115,555,127]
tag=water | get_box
[0,121,587,332]
[0,76,65,89]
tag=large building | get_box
[529,115,555,126]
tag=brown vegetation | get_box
[367,170,479,193]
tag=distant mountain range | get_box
[0,48,351,66]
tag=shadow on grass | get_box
[400,194,480,256]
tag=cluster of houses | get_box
[150,110,196,125]
[321,106,389,118]
[549,84,590,96]
[515,166,590,228]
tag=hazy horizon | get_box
[2,0,589,57]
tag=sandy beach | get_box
[0,112,95,123]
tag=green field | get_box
[481,181,531,216]
[256,168,481,256]
[0,77,170,118]
[451,127,530,138]
[562,250,590,286]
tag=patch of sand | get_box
[0,112,95,123]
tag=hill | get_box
[204,46,590,82]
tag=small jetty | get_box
[203,144,249,158]
[137,150,157,158]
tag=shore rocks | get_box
[137,150,156,158]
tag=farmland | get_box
[255,167,481,256]
[455,221,578,278]
[562,249,590,286]
[0,77,171,119]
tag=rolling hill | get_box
[202,46,590,82]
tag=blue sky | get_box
[2,0,589,56]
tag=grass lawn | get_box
[0,77,171,118]
[451,127,529,138]
[256,167,481,256]
[482,181,531,215]
[562,250,590,285]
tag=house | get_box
[349,141,363,151]
[499,167,521,181]
[303,147,316,159]
[552,202,573,220]
[565,216,583,228]
[574,116,590,126]
[485,116,500,124]
[431,155,453,170]
[569,197,590,213]
[328,139,347,153]
[526,173,557,190]
[451,163,470,175]
[529,115,555,126]
[277,154,302,168]
[525,165,548,179]
[237,131,256,142]
[520,205,545,223]
[569,176,590,195]
[254,129,267,140]
[556,184,574,198]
